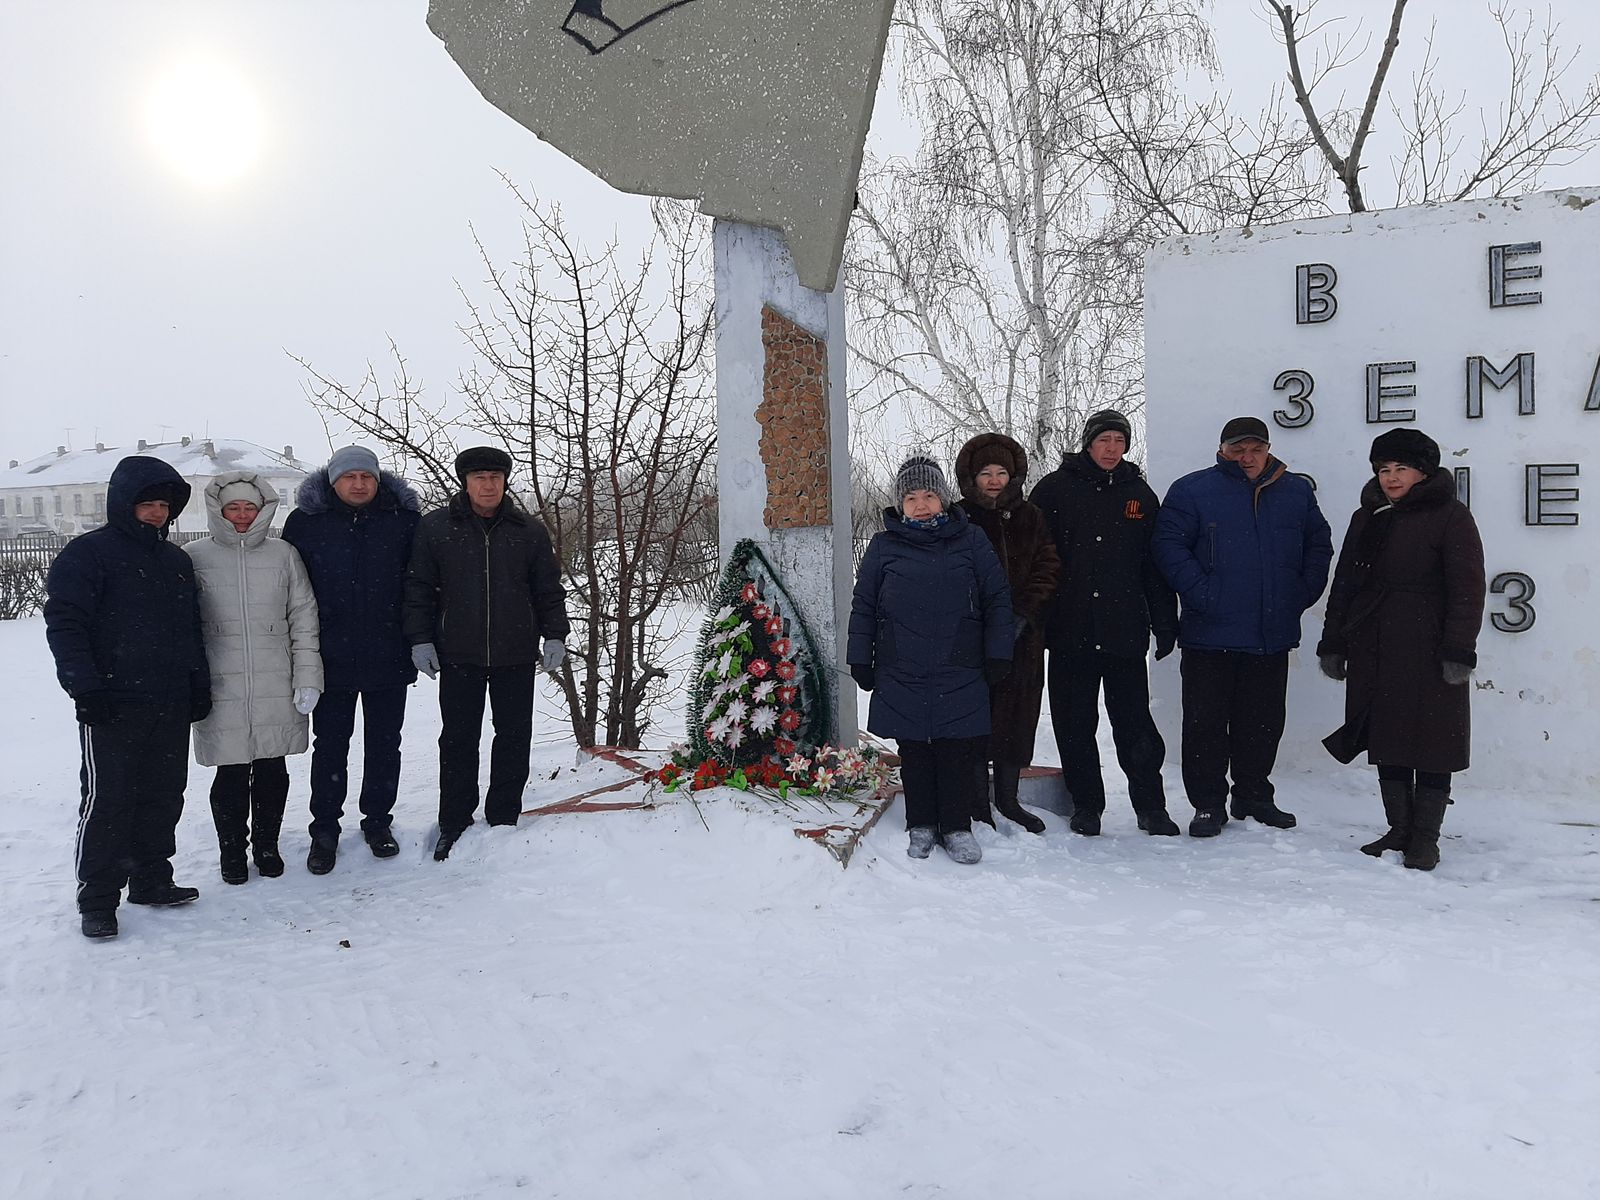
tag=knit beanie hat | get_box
[217,479,265,509]
[1081,409,1133,452]
[455,445,514,483]
[326,445,380,484]
[895,455,952,508]
[1369,427,1441,475]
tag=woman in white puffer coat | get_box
[186,472,323,885]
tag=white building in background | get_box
[0,438,312,539]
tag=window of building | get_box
[54,494,63,514]
[33,496,44,517]
[0,498,6,516]
[94,493,106,513]
[73,493,83,515]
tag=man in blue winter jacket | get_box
[1151,417,1333,838]
[44,455,212,939]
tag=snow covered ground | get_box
[2,613,1597,1200]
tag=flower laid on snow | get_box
[747,658,771,679]
[786,754,812,777]
[774,661,797,682]
[775,685,798,706]
[749,706,777,734]
[837,749,865,776]
[656,762,682,787]
[812,767,836,791]
[770,637,792,659]
[778,710,801,732]
[691,759,728,790]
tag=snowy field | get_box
[2,613,1597,1200]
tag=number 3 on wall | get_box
[1489,572,1536,633]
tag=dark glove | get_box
[849,663,875,692]
[1441,660,1472,686]
[189,689,213,724]
[1319,653,1346,682]
[984,658,1011,687]
[74,693,114,727]
[1154,632,1176,661]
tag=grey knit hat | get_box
[894,455,953,509]
[326,445,380,484]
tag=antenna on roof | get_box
[63,427,75,450]
[158,425,171,443]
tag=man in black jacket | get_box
[1030,410,1181,837]
[404,447,571,860]
[44,455,212,939]
[283,446,423,875]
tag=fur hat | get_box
[326,445,380,484]
[454,445,514,484]
[894,455,952,508]
[1081,409,1132,452]
[1369,427,1441,475]
[216,479,265,509]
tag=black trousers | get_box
[1179,648,1289,812]
[211,757,289,844]
[75,700,190,913]
[1047,649,1168,815]
[1377,765,1452,795]
[897,737,984,834]
[308,685,409,839]
[438,663,536,834]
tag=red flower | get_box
[771,638,792,659]
[765,617,784,636]
[740,582,759,603]
[747,658,771,679]
[776,685,798,706]
[657,763,681,784]
[751,603,771,620]
[692,759,728,790]
[778,710,800,732]
[773,737,796,757]
[775,661,797,681]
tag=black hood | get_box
[294,466,422,516]
[106,456,190,540]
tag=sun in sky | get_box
[142,54,266,189]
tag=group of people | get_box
[848,414,1485,874]
[44,445,569,940]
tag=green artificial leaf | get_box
[729,769,749,791]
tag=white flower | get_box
[707,715,730,742]
[813,767,836,790]
[749,706,777,734]
[715,650,734,678]
[712,605,737,626]
[724,722,747,748]
[751,679,776,703]
[786,754,812,777]
[724,698,749,723]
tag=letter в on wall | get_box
[1296,264,1338,324]
[1466,352,1536,418]
[1272,369,1315,428]
[1366,361,1417,423]
[1524,464,1580,526]
[1489,242,1543,308]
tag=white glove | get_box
[293,687,321,715]
[411,643,440,680]
[542,638,567,675]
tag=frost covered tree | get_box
[297,187,716,750]
[1268,0,1600,212]
[847,0,1328,465]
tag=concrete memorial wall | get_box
[1145,188,1600,796]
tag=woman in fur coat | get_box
[1317,429,1485,871]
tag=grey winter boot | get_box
[1361,778,1412,857]
[992,762,1045,835]
[1404,786,1450,871]
[907,827,939,859]
[941,830,983,865]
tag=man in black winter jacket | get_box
[1029,410,1181,837]
[403,447,571,860]
[44,455,212,939]
[283,446,422,874]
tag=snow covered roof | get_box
[0,439,312,490]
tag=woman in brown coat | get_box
[956,433,1061,833]
[1317,428,1486,871]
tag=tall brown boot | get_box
[992,762,1045,835]
[1361,777,1412,857]
[1403,785,1450,871]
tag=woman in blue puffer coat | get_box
[848,456,1014,865]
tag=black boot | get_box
[1362,778,1412,857]
[307,832,339,875]
[991,762,1044,834]
[219,837,249,885]
[1404,785,1450,871]
[81,910,119,939]
[433,826,464,862]
[1136,808,1181,836]
[1068,807,1102,836]
[971,759,996,828]
[210,769,251,885]
[250,777,288,878]
[1230,797,1297,828]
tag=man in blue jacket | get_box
[283,446,422,874]
[44,455,212,939]
[1152,417,1333,837]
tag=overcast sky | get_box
[3,0,1598,468]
